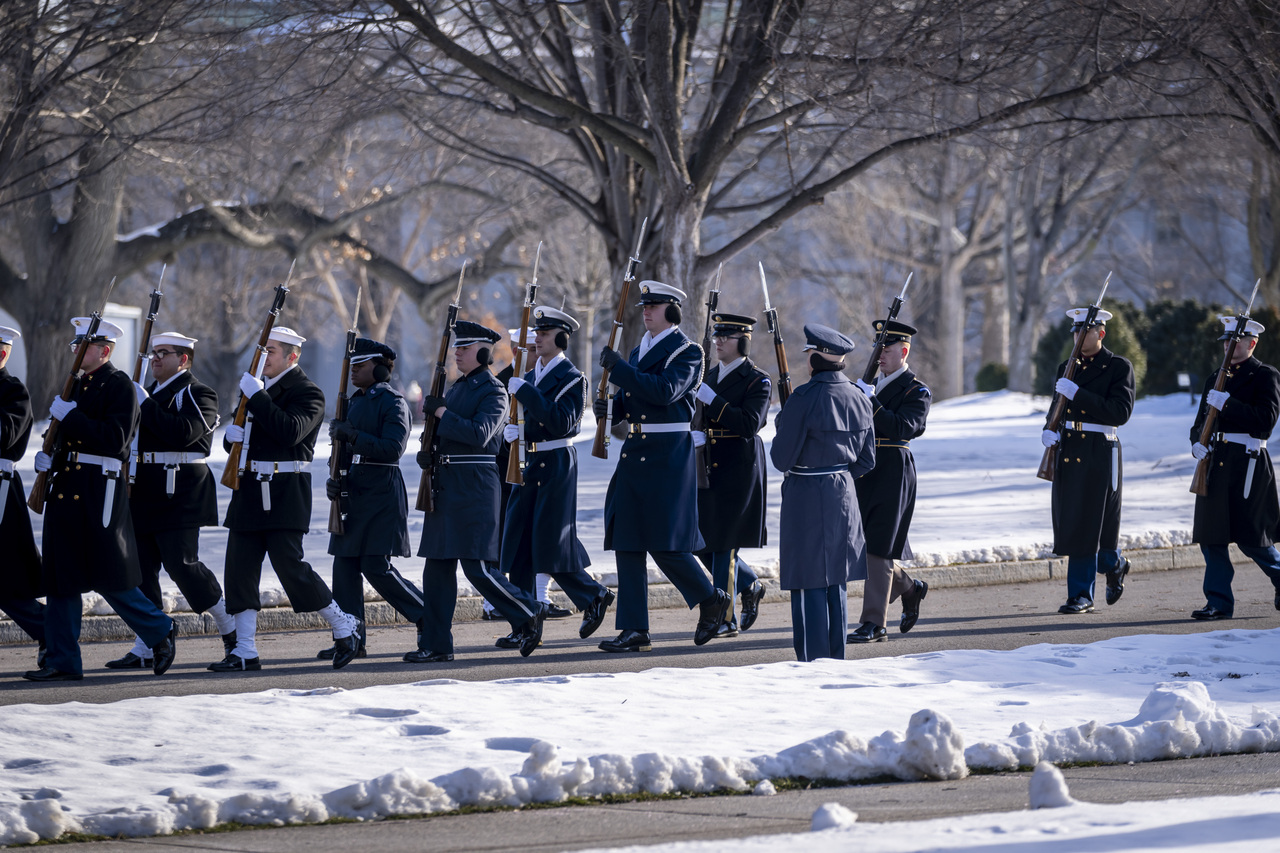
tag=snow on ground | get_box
[1,628,1278,844]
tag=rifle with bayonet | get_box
[29,278,118,513]
[692,263,721,489]
[862,272,913,385]
[1190,279,1262,496]
[505,243,542,486]
[222,263,294,490]
[327,285,362,534]
[415,262,468,512]
[1037,272,1112,483]
[759,263,792,407]
[127,265,166,495]
[592,216,650,459]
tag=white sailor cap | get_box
[1065,307,1113,328]
[533,305,581,333]
[0,326,19,345]
[268,326,307,346]
[508,327,538,346]
[70,316,125,342]
[150,332,198,350]
[635,280,686,305]
[1218,315,1265,339]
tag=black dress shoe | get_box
[1105,558,1131,605]
[23,667,83,682]
[207,653,261,672]
[152,625,177,675]
[104,652,153,670]
[37,641,47,669]
[1058,596,1095,614]
[221,631,238,657]
[495,630,524,649]
[1191,604,1232,620]
[403,649,453,663]
[716,620,739,639]
[847,621,887,643]
[519,606,547,657]
[599,629,652,653]
[694,589,731,645]
[481,609,497,621]
[544,603,572,619]
[332,621,365,669]
[317,644,367,660]
[740,580,766,631]
[579,589,615,639]
[900,579,928,633]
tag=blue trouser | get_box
[1066,549,1123,602]
[45,588,173,676]
[333,554,426,645]
[421,558,539,655]
[790,586,847,662]
[614,550,715,631]
[1200,544,1280,614]
[696,551,760,596]
[0,598,45,644]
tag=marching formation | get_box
[2,261,1280,681]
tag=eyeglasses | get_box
[149,349,177,360]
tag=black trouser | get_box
[332,554,426,645]
[224,529,332,614]
[136,527,223,614]
[0,597,45,644]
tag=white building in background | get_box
[0,303,143,385]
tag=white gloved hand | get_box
[1191,442,1209,460]
[239,372,265,399]
[1207,389,1230,411]
[225,424,245,444]
[50,396,76,421]
[34,451,52,473]
[1041,429,1060,448]
[508,376,527,395]
[691,430,707,448]
[134,382,149,404]
[695,383,717,405]
[1054,377,1079,400]
[855,378,875,397]
[503,423,520,443]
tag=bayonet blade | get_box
[531,241,543,289]
[758,262,771,311]
[713,262,723,295]
[1095,271,1112,306]
[453,260,469,305]
[898,271,913,300]
[351,284,363,332]
[1246,278,1261,316]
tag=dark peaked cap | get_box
[351,337,396,363]
[452,320,502,347]
[712,313,757,335]
[873,319,917,344]
[802,323,856,356]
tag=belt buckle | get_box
[629,423,642,435]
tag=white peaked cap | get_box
[1065,308,1113,325]
[0,326,19,345]
[635,280,687,304]
[150,332,198,350]
[508,327,537,346]
[1218,315,1265,338]
[70,316,124,341]
[268,326,307,346]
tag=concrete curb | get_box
[0,544,1225,646]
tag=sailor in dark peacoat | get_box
[0,327,45,658]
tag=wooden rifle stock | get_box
[592,217,649,459]
[415,304,459,512]
[692,276,719,489]
[327,328,357,534]
[128,280,165,495]
[221,283,290,490]
[765,308,791,407]
[505,243,541,486]
[1190,336,1246,496]
[28,317,103,514]
[1037,319,1096,483]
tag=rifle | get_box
[327,284,362,534]
[1190,279,1261,496]
[415,262,468,512]
[505,242,542,486]
[862,272,913,385]
[759,263,792,407]
[221,265,294,490]
[28,277,118,513]
[591,216,650,459]
[692,263,722,489]
[1037,272,1112,482]
[128,264,166,494]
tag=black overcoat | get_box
[603,329,705,553]
[328,382,412,558]
[1190,355,1280,547]
[1046,347,1135,556]
[130,370,219,532]
[41,361,144,595]
[854,369,930,560]
[0,366,41,598]
[223,366,325,533]
[696,358,771,550]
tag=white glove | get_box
[134,382,149,404]
[855,378,875,397]
[34,451,52,473]
[1054,378,1079,400]
[1191,442,1209,460]
[508,376,527,395]
[239,372,265,398]
[691,430,707,448]
[50,396,76,421]
[1207,389,1230,411]
[225,424,245,444]
[1041,429,1060,448]
[695,383,717,405]
[503,423,520,443]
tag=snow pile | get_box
[810,802,857,831]
[1028,761,1074,808]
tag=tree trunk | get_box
[936,203,964,399]
[979,282,1009,371]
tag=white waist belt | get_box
[141,451,207,464]
[1219,433,1267,453]
[0,459,13,474]
[1067,421,1117,438]
[628,422,690,434]
[248,460,309,475]
[66,452,123,527]
[527,439,570,452]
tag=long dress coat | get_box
[854,369,930,560]
[223,366,325,533]
[0,366,42,599]
[418,366,506,562]
[328,382,413,558]
[500,355,592,574]
[769,368,876,590]
[1046,347,1135,556]
[42,361,144,595]
[603,328,706,553]
[1190,355,1280,547]
[696,357,771,551]
[130,370,219,534]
